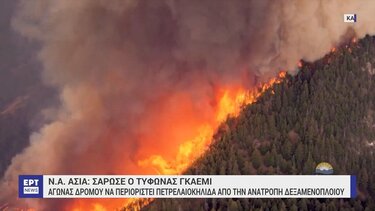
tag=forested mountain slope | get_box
[143,35,375,211]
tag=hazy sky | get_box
[0,0,55,179]
[0,0,43,103]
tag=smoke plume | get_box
[2,0,375,209]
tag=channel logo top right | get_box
[344,14,357,23]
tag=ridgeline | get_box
[140,35,375,211]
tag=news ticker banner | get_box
[19,175,356,199]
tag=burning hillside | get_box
[143,35,375,211]
[2,0,375,210]
[28,72,286,211]
[138,71,286,176]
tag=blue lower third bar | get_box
[350,175,357,198]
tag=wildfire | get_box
[138,125,213,175]
[66,71,287,211]
[138,71,286,175]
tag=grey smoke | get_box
[2,0,375,209]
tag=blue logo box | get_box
[19,175,43,198]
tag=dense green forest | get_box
[139,35,375,210]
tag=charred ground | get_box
[140,35,375,210]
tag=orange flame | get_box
[138,71,286,175]
[69,71,287,211]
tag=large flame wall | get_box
[70,71,286,211]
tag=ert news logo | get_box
[19,175,43,198]
[344,14,357,23]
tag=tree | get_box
[251,149,262,169]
